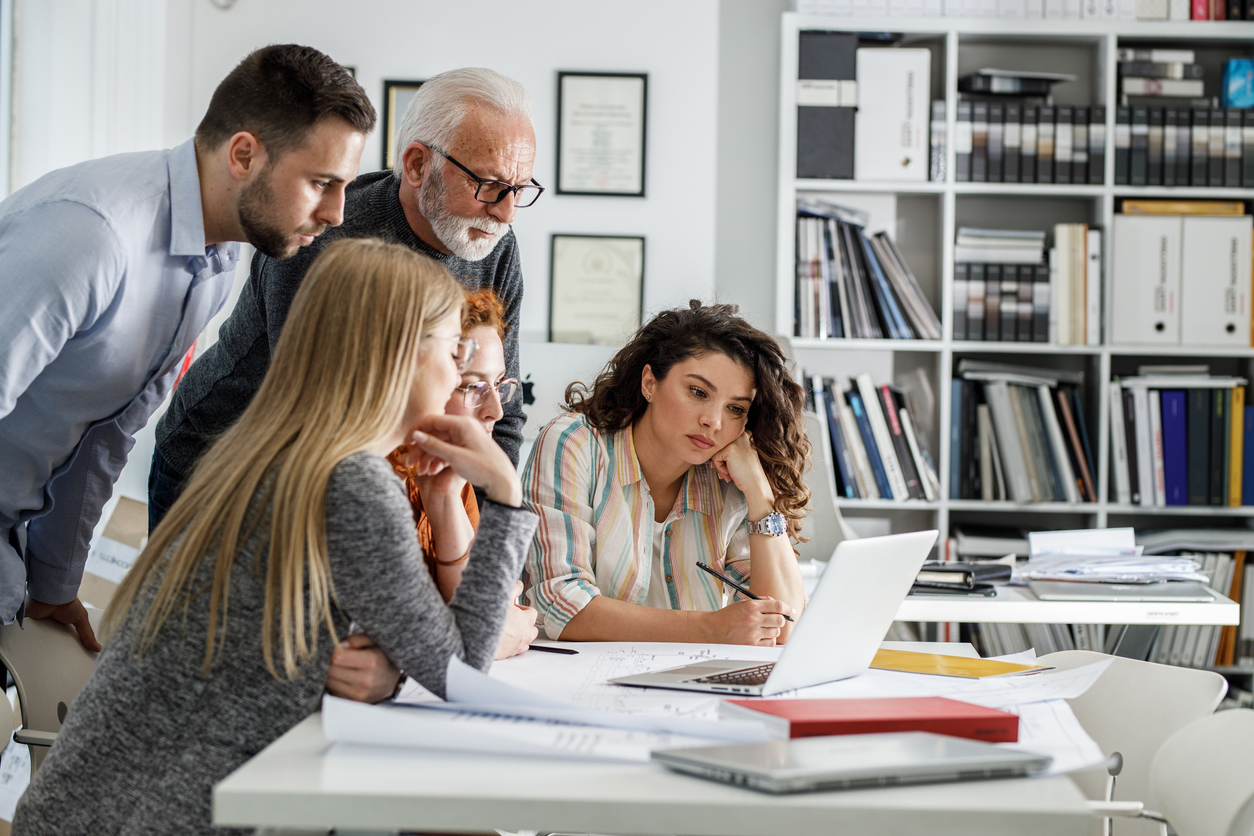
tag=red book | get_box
[1192,0,1209,18]
[719,697,1019,743]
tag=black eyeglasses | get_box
[426,144,544,208]
[455,378,519,408]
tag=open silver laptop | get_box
[651,732,1051,794]
[1029,580,1216,602]
[609,529,938,698]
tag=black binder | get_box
[1089,105,1105,185]
[1129,107,1148,186]
[1114,107,1130,185]
[796,32,857,180]
[1147,108,1163,186]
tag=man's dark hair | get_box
[196,44,376,159]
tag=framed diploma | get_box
[381,79,424,170]
[556,72,647,197]
[549,234,645,345]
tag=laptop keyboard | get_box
[692,663,775,686]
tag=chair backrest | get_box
[0,608,102,771]
[797,409,856,563]
[1150,709,1254,836]
[1037,649,1228,836]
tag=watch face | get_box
[750,512,786,536]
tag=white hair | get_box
[392,67,533,179]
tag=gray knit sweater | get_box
[155,171,527,471]
[11,452,537,836]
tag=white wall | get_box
[171,0,722,341]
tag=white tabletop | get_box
[213,713,1093,835]
[897,585,1240,625]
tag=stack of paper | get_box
[1023,526,1206,583]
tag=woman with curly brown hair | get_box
[522,300,810,646]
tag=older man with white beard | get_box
[152,67,537,518]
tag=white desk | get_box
[897,586,1240,626]
[213,714,1092,835]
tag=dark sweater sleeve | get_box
[323,454,537,697]
[491,239,525,467]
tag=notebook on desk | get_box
[609,529,938,697]
[651,732,1051,794]
[1029,580,1216,602]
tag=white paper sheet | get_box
[419,656,770,743]
[999,699,1107,775]
[322,695,713,762]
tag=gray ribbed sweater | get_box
[155,171,526,471]
[12,452,536,836]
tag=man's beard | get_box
[418,162,507,262]
[238,171,323,259]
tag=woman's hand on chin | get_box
[407,414,522,507]
[709,431,774,515]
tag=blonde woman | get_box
[13,239,536,836]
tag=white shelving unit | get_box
[777,12,1254,543]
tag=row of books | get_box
[1153,552,1245,668]
[1114,107,1254,187]
[950,361,1098,503]
[951,224,1101,345]
[806,373,942,501]
[1108,375,1253,507]
[949,103,1107,184]
[797,0,1252,18]
[794,204,942,340]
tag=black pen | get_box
[695,561,795,622]
[528,644,579,655]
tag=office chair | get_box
[797,409,857,563]
[1037,649,1227,836]
[0,606,102,774]
[1149,708,1254,836]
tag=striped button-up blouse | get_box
[522,412,751,639]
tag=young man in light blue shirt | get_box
[0,44,375,647]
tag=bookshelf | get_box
[776,12,1254,544]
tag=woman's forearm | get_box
[423,490,476,600]
[747,532,806,642]
[558,596,712,643]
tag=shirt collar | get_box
[617,423,717,516]
[167,138,209,258]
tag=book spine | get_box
[1192,109,1209,186]
[1162,389,1189,505]
[1005,103,1022,183]
[1115,106,1131,185]
[1187,387,1211,505]
[930,100,947,182]
[955,101,973,182]
[847,389,893,498]
[880,385,926,499]
[1149,388,1167,506]
[985,264,1002,341]
[950,379,963,499]
[857,373,910,500]
[1212,389,1229,506]
[1021,106,1038,183]
[1209,109,1226,187]
[1037,106,1055,183]
[1231,387,1245,507]
[1124,387,1142,505]
[972,101,989,182]
[1130,107,1149,186]
[1089,105,1105,185]
[1163,108,1178,186]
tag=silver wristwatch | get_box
[745,511,786,537]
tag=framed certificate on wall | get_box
[549,234,645,345]
[556,72,648,197]
[382,79,424,170]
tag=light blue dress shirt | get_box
[0,139,239,622]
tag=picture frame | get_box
[381,79,424,170]
[549,234,645,345]
[556,72,648,197]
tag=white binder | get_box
[1111,214,1181,345]
[1180,216,1252,347]
[853,49,930,181]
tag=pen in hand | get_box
[695,561,795,622]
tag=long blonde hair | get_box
[103,238,464,678]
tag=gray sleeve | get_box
[491,241,525,467]
[323,454,537,697]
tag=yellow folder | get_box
[870,649,1049,679]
